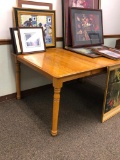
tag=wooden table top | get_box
[17,48,120,79]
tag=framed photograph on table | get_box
[10,28,21,54]
[65,46,101,57]
[18,27,46,54]
[13,7,56,48]
[92,48,120,60]
[70,8,104,47]
[62,0,100,47]
[102,64,120,122]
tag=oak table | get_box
[14,48,120,136]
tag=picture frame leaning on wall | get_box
[18,27,46,54]
[17,0,53,10]
[10,28,22,54]
[13,7,56,48]
[62,0,99,47]
[70,8,104,48]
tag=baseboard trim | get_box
[0,84,52,103]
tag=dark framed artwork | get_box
[13,7,56,48]
[102,64,120,122]
[65,46,101,57]
[62,0,100,47]
[70,8,103,47]
[10,28,21,54]
[18,27,46,54]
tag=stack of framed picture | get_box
[62,0,120,122]
[62,0,104,58]
[10,27,46,54]
[62,0,120,59]
[10,7,56,54]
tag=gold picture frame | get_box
[102,64,120,122]
[13,7,56,48]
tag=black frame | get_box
[70,8,104,47]
[62,0,100,48]
[10,28,21,54]
[18,27,46,54]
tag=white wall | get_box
[0,45,16,96]
[101,0,120,35]
[0,42,62,97]
[104,38,118,48]
[0,0,119,97]
[0,0,17,39]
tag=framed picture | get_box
[65,46,101,57]
[13,7,56,48]
[102,64,120,122]
[18,27,46,54]
[10,28,21,54]
[62,0,100,47]
[70,8,104,47]
[17,0,53,10]
[92,48,120,60]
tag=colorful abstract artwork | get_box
[13,8,56,48]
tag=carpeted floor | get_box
[0,73,120,160]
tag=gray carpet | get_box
[0,73,120,160]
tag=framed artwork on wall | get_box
[13,7,56,48]
[18,27,46,54]
[62,0,100,47]
[102,64,120,122]
[70,8,104,47]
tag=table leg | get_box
[51,80,63,136]
[15,57,21,100]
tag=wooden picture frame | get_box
[17,0,53,10]
[70,8,104,47]
[102,64,120,122]
[10,28,21,54]
[62,0,100,47]
[18,27,46,54]
[13,7,56,48]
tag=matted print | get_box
[18,27,46,54]
[62,0,99,47]
[13,7,56,48]
[70,8,103,47]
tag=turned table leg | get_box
[15,58,21,100]
[51,79,63,136]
